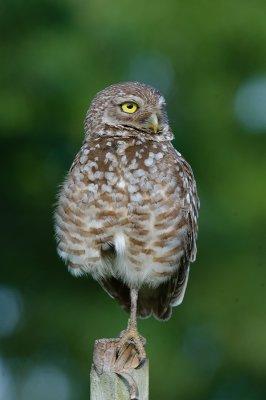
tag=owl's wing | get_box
[135,235,192,321]
[179,150,200,262]
[99,276,131,314]
[161,151,200,317]
[99,150,199,321]
[140,150,199,320]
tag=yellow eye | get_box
[121,102,138,114]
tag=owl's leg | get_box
[128,287,138,330]
[117,288,146,363]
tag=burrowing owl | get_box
[55,82,199,361]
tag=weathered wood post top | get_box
[90,338,149,400]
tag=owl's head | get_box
[85,82,172,139]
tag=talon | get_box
[137,356,147,369]
[117,327,146,364]
[118,330,146,346]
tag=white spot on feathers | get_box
[114,232,126,256]
[130,192,143,202]
[144,158,154,166]
[102,184,112,193]
[155,152,163,160]
[117,179,126,189]
[79,155,87,164]
[87,183,98,193]
[128,184,138,193]
[134,169,145,177]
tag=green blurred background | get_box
[1,1,266,399]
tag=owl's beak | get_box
[147,113,159,133]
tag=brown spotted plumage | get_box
[55,82,199,360]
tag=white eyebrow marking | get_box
[114,96,144,106]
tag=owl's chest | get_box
[78,139,180,206]
[76,139,185,240]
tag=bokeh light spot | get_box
[234,76,266,132]
[0,358,15,400]
[0,286,23,338]
[21,365,72,400]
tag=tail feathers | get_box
[100,278,173,321]
[100,256,190,321]
[138,286,173,321]
[138,258,190,320]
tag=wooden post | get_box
[90,338,149,400]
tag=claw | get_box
[117,327,146,364]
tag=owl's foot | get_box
[117,327,146,365]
